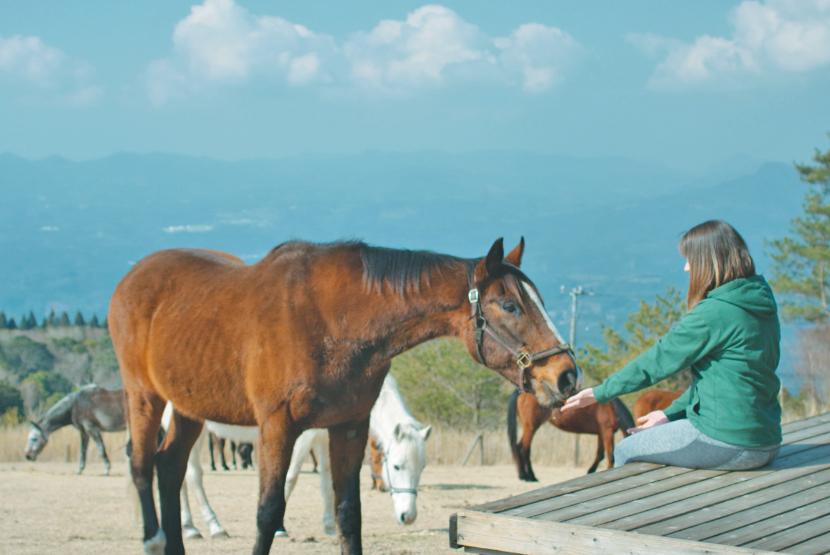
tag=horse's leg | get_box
[230,441,238,470]
[588,435,604,474]
[179,476,201,539]
[602,425,616,470]
[329,418,370,555]
[208,433,216,472]
[78,428,89,475]
[316,435,336,536]
[155,408,203,555]
[252,409,297,555]
[310,450,319,473]
[186,431,228,538]
[89,428,111,476]
[280,430,312,538]
[126,390,166,554]
[519,420,542,482]
[221,437,231,471]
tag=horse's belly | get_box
[205,421,258,442]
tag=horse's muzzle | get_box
[557,369,579,398]
[24,452,35,461]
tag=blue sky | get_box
[1,0,829,169]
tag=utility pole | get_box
[562,284,589,467]
[564,285,587,347]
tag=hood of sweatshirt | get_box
[706,274,778,317]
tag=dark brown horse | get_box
[507,389,634,480]
[633,388,682,420]
[109,238,579,555]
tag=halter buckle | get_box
[516,351,532,369]
[468,288,480,304]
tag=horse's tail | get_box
[610,398,635,437]
[507,388,521,462]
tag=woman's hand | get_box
[561,388,597,412]
[627,410,669,434]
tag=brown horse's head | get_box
[462,238,581,408]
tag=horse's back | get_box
[74,385,126,431]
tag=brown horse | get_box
[633,388,682,420]
[507,389,634,480]
[109,238,580,555]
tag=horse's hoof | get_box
[183,526,203,539]
[143,529,166,555]
[274,529,289,538]
[210,529,230,539]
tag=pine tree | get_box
[58,311,71,327]
[7,318,17,330]
[768,139,830,322]
[47,309,57,327]
[73,311,86,327]
[0,311,7,329]
[24,311,37,330]
[89,314,100,327]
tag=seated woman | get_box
[562,220,781,470]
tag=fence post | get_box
[460,433,484,466]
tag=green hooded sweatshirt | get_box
[593,275,782,448]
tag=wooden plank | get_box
[782,412,830,434]
[566,443,830,529]
[744,512,830,551]
[710,496,830,547]
[453,510,778,555]
[785,532,830,555]
[662,471,830,540]
[528,468,725,522]
[475,412,830,516]
[473,462,661,514]
[501,465,695,518]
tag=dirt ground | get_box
[0,460,582,554]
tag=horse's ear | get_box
[393,423,403,441]
[475,238,504,283]
[419,425,432,442]
[504,237,525,268]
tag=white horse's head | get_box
[25,421,48,461]
[383,422,431,525]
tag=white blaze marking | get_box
[522,283,565,343]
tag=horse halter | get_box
[467,274,575,394]
[381,446,418,497]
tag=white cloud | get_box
[162,224,214,233]
[148,1,579,102]
[495,23,581,93]
[147,0,335,104]
[0,34,101,105]
[629,0,830,88]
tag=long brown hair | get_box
[679,220,756,308]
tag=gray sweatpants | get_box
[614,419,779,470]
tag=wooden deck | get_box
[450,412,830,555]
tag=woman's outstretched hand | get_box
[627,410,669,434]
[561,387,596,412]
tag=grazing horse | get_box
[179,373,431,538]
[633,388,682,420]
[507,389,634,480]
[110,238,580,555]
[24,384,125,475]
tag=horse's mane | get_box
[39,390,78,429]
[359,244,472,296]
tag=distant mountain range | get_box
[0,151,805,386]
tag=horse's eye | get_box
[502,300,520,315]
[393,464,401,471]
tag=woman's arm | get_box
[592,306,720,403]
[662,387,692,421]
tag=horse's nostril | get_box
[557,369,578,395]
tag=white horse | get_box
[171,374,431,539]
